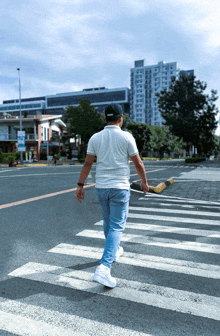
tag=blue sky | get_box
[1,0,220,134]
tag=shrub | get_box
[141,157,158,161]
[2,155,15,163]
[185,157,205,163]
[60,149,66,156]
[2,157,9,163]
[8,155,15,163]
[40,152,47,160]
[1,152,17,163]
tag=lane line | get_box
[129,206,220,217]
[77,229,220,255]
[0,183,95,210]
[130,168,166,178]
[94,221,220,238]
[8,262,220,321]
[0,171,96,178]
[49,243,220,279]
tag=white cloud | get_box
[1,0,220,109]
[157,0,220,51]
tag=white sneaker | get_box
[114,246,124,262]
[93,264,116,288]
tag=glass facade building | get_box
[46,87,129,115]
[0,88,129,117]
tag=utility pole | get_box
[17,68,23,164]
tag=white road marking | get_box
[48,243,220,279]
[0,310,86,336]
[0,298,148,336]
[141,201,220,211]
[94,220,220,238]
[138,194,220,205]
[8,262,220,321]
[128,212,220,226]
[129,206,220,217]
[77,229,220,255]
[147,202,196,208]
[0,171,96,178]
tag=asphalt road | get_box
[0,161,220,335]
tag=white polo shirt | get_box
[87,125,139,189]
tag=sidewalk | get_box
[162,159,220,202]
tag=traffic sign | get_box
[17,131,26,152]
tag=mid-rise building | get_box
[46,87,130,115]
[179,70,194,77]
[130,60,179,125]
[1,87,130,117]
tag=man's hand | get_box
[140,181,149,194]
[75,186,85,203]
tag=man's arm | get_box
[75,154,95,203]
[77,154,95,184]
[130,154,149,193]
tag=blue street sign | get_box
[17,131,26,152]
[40,143,54,147]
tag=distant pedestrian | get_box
[75,103,149,288]
[53,154,57,165]
[206,152,210,163]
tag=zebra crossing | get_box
[1,193,220,335]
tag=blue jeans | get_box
[95,188,130,268]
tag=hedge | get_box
[185,157,205,163]
[0,152,21,163]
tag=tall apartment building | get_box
[130,60,179,125]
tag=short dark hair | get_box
[105,103,123,122]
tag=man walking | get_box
[75,103,149,288]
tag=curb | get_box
[130,178,174,194]
[0,162,82,168]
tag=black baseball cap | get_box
[105,103,123,119]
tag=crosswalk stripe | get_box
[148,202,220,211]
[6,192,220,332]
[139,195,220,205]
[129,206,220,217]
[48,243,220,279]
[77,229,220,255]
[128,212,220,225]
[139,198,220,211]
[0,310,86,336]
[8,262,220,321]
[94,221,220,238]
[145,202,196,208]
[0,298,148,336]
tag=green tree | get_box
[126,122,151,156]
[148,125,186,159]
[157,75,218,154]
[64,98,105,157]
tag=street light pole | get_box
[17,68,23,164]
